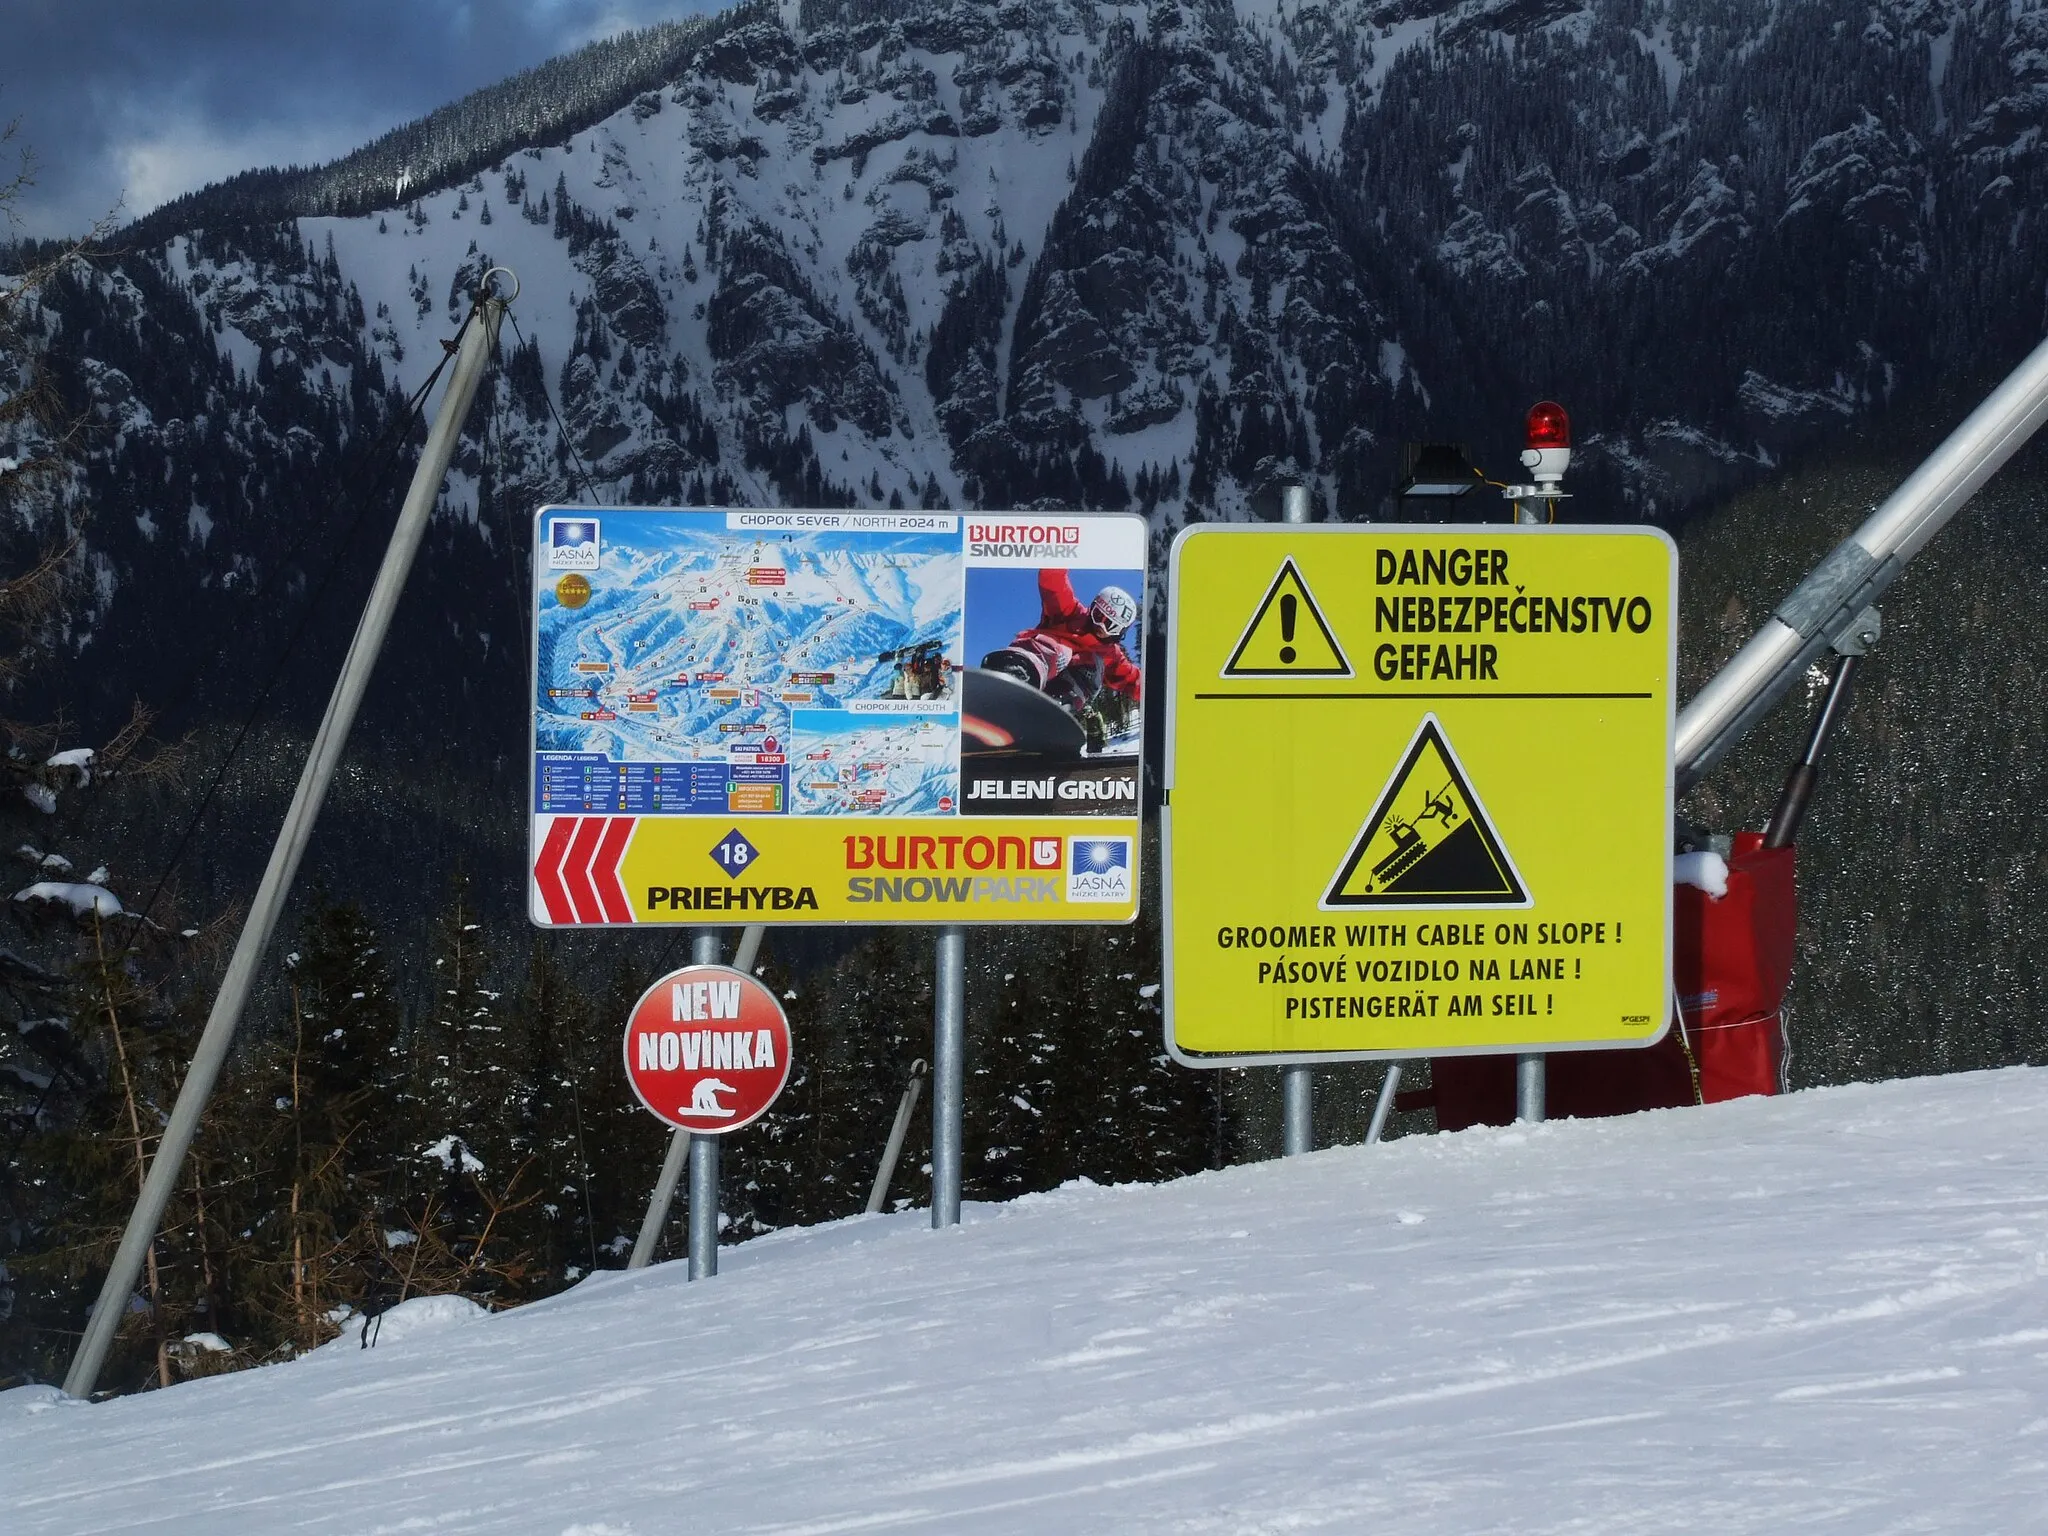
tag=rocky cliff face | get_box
[6,0,2046,743]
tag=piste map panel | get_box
[529,507,1147,926]
[535,509,961,818]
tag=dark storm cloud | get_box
[2,0,717,238]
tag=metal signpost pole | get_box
[1511,488,1546,1120]
[687,1129,720,1280]
[1282,1069,1314,1157]
[867,1059,928,1214]
[1278,484,1315,1157]
[630,925,762,1271]
[1516,1054,1545,1123]
[1365,1062,1403,1145]
[686,928,723,1281]
[620,948,791,1285]
[931,926,965,1228]
[63,278,514,1401]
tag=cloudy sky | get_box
[3,0,722,239]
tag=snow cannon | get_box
[1413,334,2048,1129]
[1677,331,2048,793]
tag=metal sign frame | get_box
[525,506,1149,927]
[1162,522,1677,1069]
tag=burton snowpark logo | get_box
[548,518,601,570]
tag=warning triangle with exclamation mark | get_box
[1221,558,1351,677]
[1323,715,1530,909]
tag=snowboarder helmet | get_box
[1089,586,1138,638]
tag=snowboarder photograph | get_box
[961,514,1147,817]
[971,567,1141,750]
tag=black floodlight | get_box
[1397,442,1479,499]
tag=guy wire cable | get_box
[508,310,603,507]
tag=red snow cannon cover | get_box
[1420,831,1797,1130]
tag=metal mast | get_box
[64,273,518,1399]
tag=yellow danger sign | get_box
[1165,524,1676,1063]
[1223,559,1351,676]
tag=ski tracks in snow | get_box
[9,1069,2048,1532]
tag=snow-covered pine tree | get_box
[212,902,404,1357]
[568,952,685,1265]
[712,939,818,1238]
[0,128,206,1393]
[725,929,933,1233]
[385,873,541,1308]
[500,940,617,1280]
[3,897,213,1393]
[965,874,1210,1198]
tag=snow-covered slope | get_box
[11,1067,2048,1532]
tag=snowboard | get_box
[962,667,1087,756]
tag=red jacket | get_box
[1011,570,1142,701]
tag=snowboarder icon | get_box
[689,1078,738,1118]
[980,571,1141,750]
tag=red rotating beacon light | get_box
[1524,400,1570,450]
[1520,399,1572,485]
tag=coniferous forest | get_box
[5,0,2048,1393]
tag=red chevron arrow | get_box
[593,817,634,922]
[534,817,578,924]
[534,816,638,925]
[562,817,608,923]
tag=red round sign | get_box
[622,964,792,1135]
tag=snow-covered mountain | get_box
[3,0,2045,875]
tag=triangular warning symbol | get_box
[1221,558,1351,677]
[1322,715,1530,909]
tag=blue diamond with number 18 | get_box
[709,829,759,879]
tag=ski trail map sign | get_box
[1165,525,1677,1063]
[530,507,1147,925]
